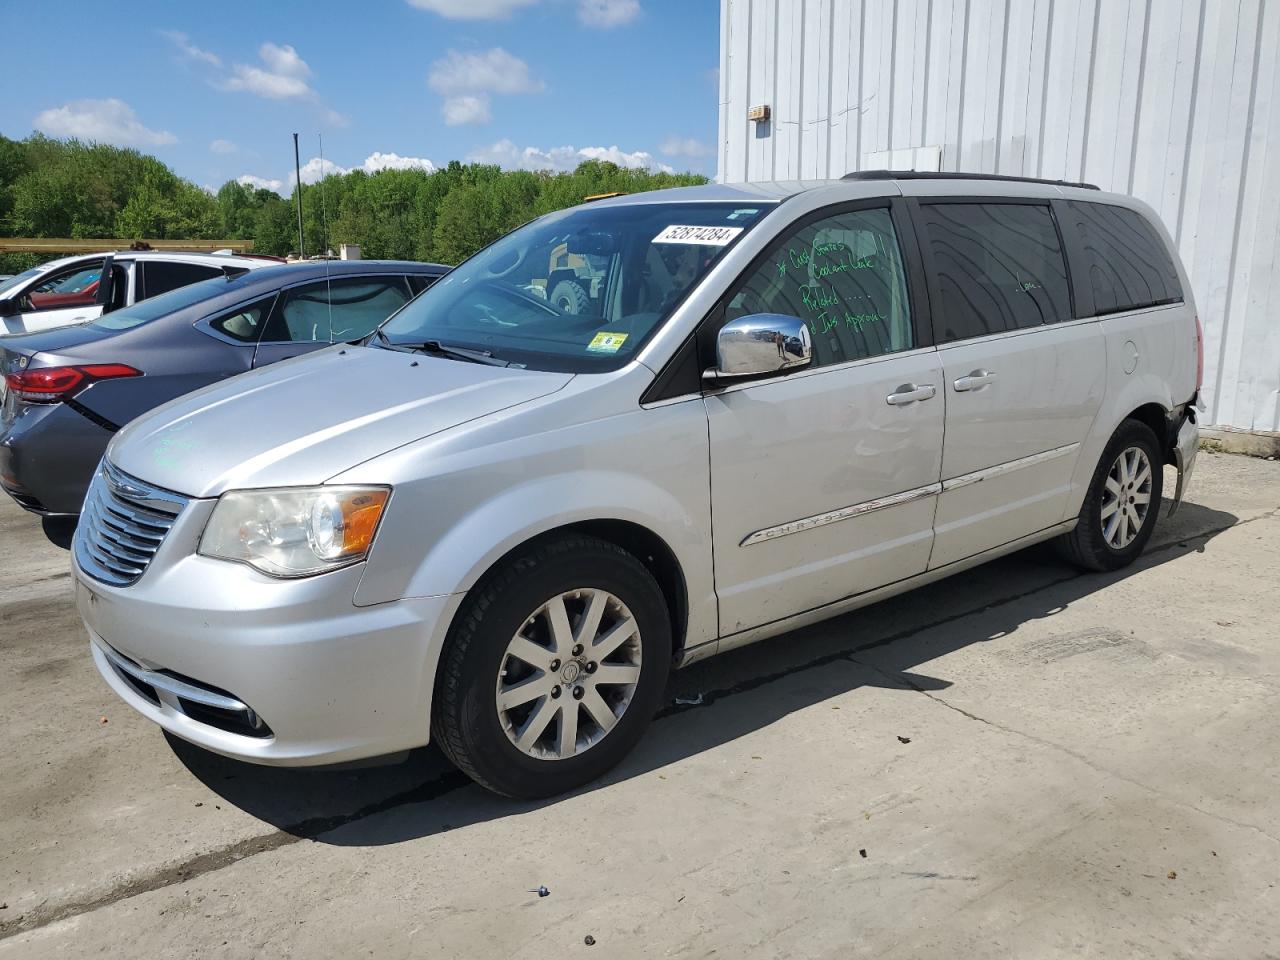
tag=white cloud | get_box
[224,42,313,99]
[34,99,176,148]
[428,48,544,97]
[237,173,286,193]
[160,29,221,66]
[442,95,491,126]
[210,138,237,154]
[406,0,536,18]
[218,42,345,125]
[578,0,640,27]
[659,135,710,158]
[362,151,436,174]
[293,156,351,185]
[469,139,672,174]
[428,48,542,125]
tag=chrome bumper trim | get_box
[99,641,249,714]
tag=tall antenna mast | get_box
[293,132,305,259]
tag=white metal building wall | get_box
[718,0,1280,434]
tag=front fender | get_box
[345,395,717,650]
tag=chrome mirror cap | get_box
[707,313,812,382]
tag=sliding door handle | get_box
[886,383,937,406]
[953,369,996,392]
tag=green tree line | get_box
[0,134,708,273]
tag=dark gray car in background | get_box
[0,260,448,515]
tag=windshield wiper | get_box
[371,330,509,366]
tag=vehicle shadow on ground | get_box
[172,498,1239,845]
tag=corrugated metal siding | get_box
[718,0,1280,433]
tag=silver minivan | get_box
[72,173,1201,798]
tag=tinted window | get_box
[208,296,278,343]
[142,261,223,299]
[407,273,441,295]
[724,207,914,367]
[1068,201,1182,314]
[920,202,1071,341]
[268,277,411,343]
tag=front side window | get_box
[377,202,767,372]
[267,277,411,343]
[920,202,1071,341]
[723,206,914,368]
[1067,201,1183,314]
[24,259,105,311]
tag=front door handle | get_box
[886,383,937,406]
[953,369,996,392]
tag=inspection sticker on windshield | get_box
[587,332,629,353]
[652,224,744,246]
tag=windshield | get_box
[377,201,768,372]
[89,275,233,331]
[0,268,41,298]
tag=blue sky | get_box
[1,0,720,192]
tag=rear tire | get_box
[432,534,671,799]
[1056,419,1163,572]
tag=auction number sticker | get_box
[652,224,744,246]
[587,332,629,353]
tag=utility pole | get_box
[293,133,305,259]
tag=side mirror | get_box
[0,298,18,319]
[705,313,812,383]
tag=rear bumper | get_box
[0,401,111,514]
[1170,408,1199,515]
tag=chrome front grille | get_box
[75,462,188,586]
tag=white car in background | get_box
[0,251,270,335]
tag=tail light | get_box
[4,364,140,403]
[1194,314,1204,392]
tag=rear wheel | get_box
[1056,419,1164,571]
[432,535,671,798]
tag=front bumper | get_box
[75,538,463,766]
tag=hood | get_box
[109,346,572,498]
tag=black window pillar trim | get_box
[1051,197,1096,319]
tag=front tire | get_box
[1056,419,1164,572]
[432,535,671,799]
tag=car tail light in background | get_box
[3,364,141,403]
[1194,314,1204,392]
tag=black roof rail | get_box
[841,169,1101,190]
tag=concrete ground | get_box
[1,452,1278,959]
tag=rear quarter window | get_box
[1067,201,1183,314]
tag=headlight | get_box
[199,486,390,578]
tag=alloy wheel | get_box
[1101,445,1153,549]
[495,588,642,761]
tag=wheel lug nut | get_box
[571,644,584,657]
[585,661,597,674]
[573,686,584,700]
[549,659,560,671]
[551,685,561,698]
